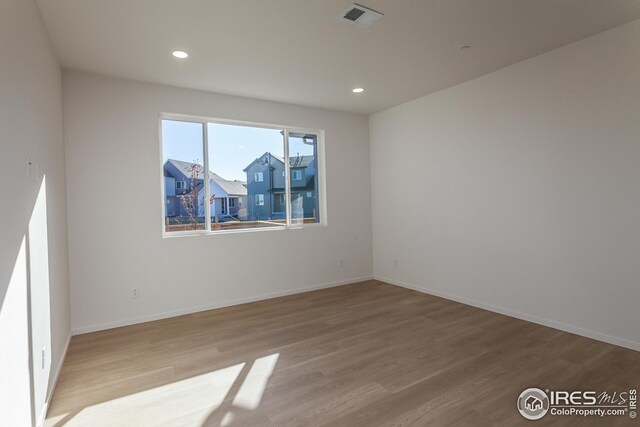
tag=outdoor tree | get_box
[176,161,214,230]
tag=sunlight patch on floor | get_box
[56,353,280,426]
[63,363,245,426]
[220,411,234,426]
[45,412,68,426]
[232,353,279,411]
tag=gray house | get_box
[243,152,318,221]
[164,159,247,222]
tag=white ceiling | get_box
[37,0,640,114]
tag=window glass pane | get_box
[207,123,286,231]
[162,120,206,232]
[288,133,320,225]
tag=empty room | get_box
[2,0,640,426]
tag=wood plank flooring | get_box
[46,280,640,426]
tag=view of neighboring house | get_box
[209,172,248,219]
[243,151,318,221]
[164,159,247,222]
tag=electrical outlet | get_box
[394,259,399,268]
[338,258,344,268]
[132,287,140,298]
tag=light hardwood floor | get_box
[46,280,640,426]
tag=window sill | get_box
[161,222,326,238]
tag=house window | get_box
[273,193,286,214]
[161,117,322,234]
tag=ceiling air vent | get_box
[340,3,383,27]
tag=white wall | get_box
[0,0,71,424]
[370,20,640,350]
[63,72,372,333]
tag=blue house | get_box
[164,159,247,223]
[243,152,318,222]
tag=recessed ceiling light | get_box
[172,50,189,59]
[352,87,364,93]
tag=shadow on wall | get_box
[0,176,53,426]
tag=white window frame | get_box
[292,170,302,180]
[176,180,186,190]
[254,172,264,182]
[256,194,265,206]
[159,113,326,237]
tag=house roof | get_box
[274,153,315,168]
[167,159,214,180]
[165,159,247,196]
[243,152,315,171]
[210,173,247,196]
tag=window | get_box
[288,133,320,225]
[161,120,206,232]
[161,117,322,234]
[274,193,286,213]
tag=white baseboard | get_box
[39,332,71,427]
[374,275,640,352]
[72,276,374,335]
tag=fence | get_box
[165,216,317,233]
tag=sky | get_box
[162,120,315,181]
